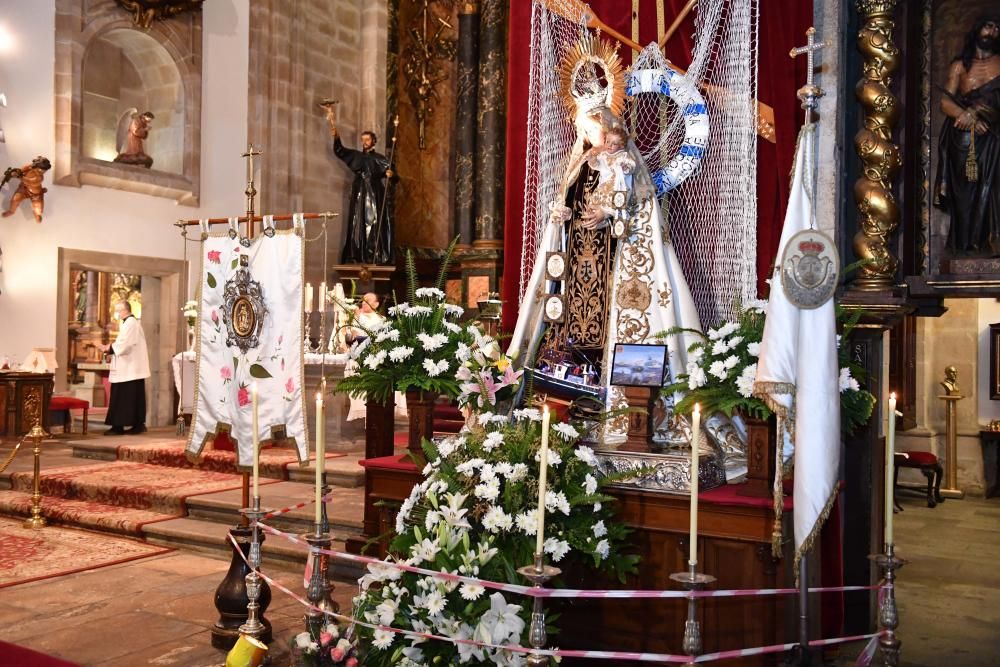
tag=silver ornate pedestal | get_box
[869,544,906,667]
[238,498,269,639]
[516,553,561,667]
[669,562,716,664]
[303,526,337,636]
[595,449,726,494]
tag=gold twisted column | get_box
[852,0,902,291]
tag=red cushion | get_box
[49,396,89,410]
[896,451,937,466]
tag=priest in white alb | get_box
[101,300,151,436]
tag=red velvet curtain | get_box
[502,0,813,331]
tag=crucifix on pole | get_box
[790,27,827,125]
[241,143,262,239]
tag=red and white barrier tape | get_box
[260,492,334,521]
[229,532,881,664]
[257,520,880,601]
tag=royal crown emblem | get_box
[781,229,838,309]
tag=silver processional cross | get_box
[789,27,826,123]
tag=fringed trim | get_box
[792,485,839,587]
[752,380,796,558]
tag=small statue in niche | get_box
[1,156,52,223]
[74,272,88,323]
[114,110,156,168]
[941,365,962,396]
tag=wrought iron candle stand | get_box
[516,552,561,666]
[303,522,337,636]
[869,544,906,667]
[669,562,716,664]
[238,497,270,640]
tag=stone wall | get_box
[898,298,1000,495]
[247,0,387,287]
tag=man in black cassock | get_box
[329,116,395,265]
[935,16,1000,256]
[100,301,150,436]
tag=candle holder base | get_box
[302,530,336,635]
[939,487,964,499]
[670,565,715,661]
[868,544,906,667]
[517,554,561,667]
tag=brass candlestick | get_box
[669,562,716,663]
[23,422,49,529]
[869,544,906,667]
[238,497,269,639]
[516,553,561,666]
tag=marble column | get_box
[472,0,506,249]
[454,2,480,248]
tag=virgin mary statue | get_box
[507,35,705,447]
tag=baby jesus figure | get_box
[581,125,635,235]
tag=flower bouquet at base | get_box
[336,242,475,404]
[662,300,876,435]
[290,622,358,667]
[350,409,638,666]
[455,330,523,418]
[181,299,198,328]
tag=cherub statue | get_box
[114,110,155,168]
[2,156,52,223]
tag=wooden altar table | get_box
[0,371,54,437]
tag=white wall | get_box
[0,1,248,362]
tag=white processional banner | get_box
[753,124,840,567]
[187,218,308,467]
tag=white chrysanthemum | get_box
[507,463,528,482]
[415,287,446,300]
[709,360,728,379]
[481,505,513,533]
[443,321,462,334]
[387,303,408,317]
[372,628,394,650]
[437,436,463,458]
[744,298,768,313]
[839,367,860,393]
[478,463,497,481]
[545,490,571,515]
[711,338,729,356]
[456,342,471,362]
[424,590,446,615]
[375,328,400,343]
[584,473,598,495]
[515,511,538,535]
[687,367,708,390]
[364,349,387,370]
[543,537,571,562]
[424,510,440,531]
[474,477,500,502]
[723,355,739,370]
[553,422,579,440]
[494,462,513,477]
[482,431,504,452]
[403,305,433,317]
[455,458,484,476]
[595,539,610,560]
[513,407,542,422]
[574,445,598,467]
[423,358,449,377]
[459,582,485,600]
[736,363,758,398]
[417,332,450,352]
[593,520,607,538]
[689,346,705,361]
[444,304,464,317]
[747,341,760,356]
[388,346,414,362]
[593,501,602,512]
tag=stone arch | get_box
[55,0,202,204]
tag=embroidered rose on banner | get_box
[207,250,221,263]
[285,377,294,393]
[220,367,232,383]
[237,385,250,408]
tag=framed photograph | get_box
[610,343,669,388]
[990,322,1000,400]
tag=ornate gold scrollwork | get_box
[852,0,902,290]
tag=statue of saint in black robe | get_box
[935,75,1000,256]
[334,136,394,265]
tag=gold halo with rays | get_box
[558,31,626,118]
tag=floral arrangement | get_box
[181,299,198,328]
[350,411,637,666]
[662,300,876,435]
[291,622,358,667]
[336,245,474,404]
[455,331,523,412]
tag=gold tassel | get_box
[966,126,979,182]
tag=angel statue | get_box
[114,109,155,168]
[2,156,51,223]
[507,35,703,443]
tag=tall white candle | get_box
[536,405,551,557]
[316,391,325,525]
[252,382,260,499]
[689,404,701,566]
[886,392,897,547]
[305,283,313,314]
[319,282,327,312]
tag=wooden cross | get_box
[241,143,263,236]
[790,27,826,118]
